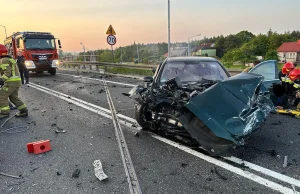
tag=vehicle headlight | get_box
[24,60,36,69]
[51,60,59,68]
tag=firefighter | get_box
[280,62,296,97]
[17,52,29,84]
[289,68,300,109]
[0,44,28,118]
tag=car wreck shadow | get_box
[226,113,300,165]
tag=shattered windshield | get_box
[25,39,56,50]
[160,61,229,83]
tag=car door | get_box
[248,60,280,90]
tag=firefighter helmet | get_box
[289,68,300,81]
[0,44,8,57]
[282,62,295,74]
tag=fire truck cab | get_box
[4,31,62,75]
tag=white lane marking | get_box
[28,82,137,124]
[28,83,135,130]
[223,156,300,188]
[151,135,296,194]
[57,73,137,87]
[28,82,300,192]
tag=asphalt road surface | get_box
[0,70,300,194]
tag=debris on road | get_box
[269,149,278,157]
[72,169,81,178]
[41,109,46,113]
[292,184,297,193]
[27,140,52,154]
[77,86,84,90]
[55,129,67,133]
[181,163,188,168]
[99,89,105,93]
[57,171,62,176]
[28,121,36,126]
[0,172,22,179]
[134,132,140,137]
[283,156,288,168]
[213,167,227,180]
[271,121,282,125]
[93,160,108,181]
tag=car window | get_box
[159,61,229,83]
[250,61,276,80]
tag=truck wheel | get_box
[134,103,152,130]
[49,68,56,75]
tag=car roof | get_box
[166,56,217,62]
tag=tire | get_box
[36,71,43,73]
[49,68,56,75]
[134,103,152,130]
[187,116,234,156]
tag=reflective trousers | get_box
[0,85,26,114]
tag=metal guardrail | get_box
[60,61,242,75]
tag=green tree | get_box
[100,51,113,62]
[265,50,279,61]
[142,58,149,64]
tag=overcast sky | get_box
[1,0,299,52]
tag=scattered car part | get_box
[0,172,22,179]
[93,160,108,181]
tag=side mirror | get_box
[58,40,62,48]
[144,76,153,83]
[152,68,156,74]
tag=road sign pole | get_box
[168,0,171,57]
[111,45,115,62]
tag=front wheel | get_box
[187,116,234,156]
[49,68,56,75]
[134,103,152,130]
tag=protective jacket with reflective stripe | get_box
[0,57,21,86]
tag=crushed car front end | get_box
[129,57,274,155]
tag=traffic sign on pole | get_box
[107,35,117,46]
[106,25,116,35]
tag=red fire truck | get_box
[4,31,62,75]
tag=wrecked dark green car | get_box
[129,57,274,156]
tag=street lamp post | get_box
[80,42,86,62]
[136,43,140,63]
[0,25,7,39]
[168,0,171,57]
[188,34,201,56]
[120,47,123,64]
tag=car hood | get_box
[185,73,274,144]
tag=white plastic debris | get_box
[93,160,108,181]
[283,156,288,168]
[291,185,297,193]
